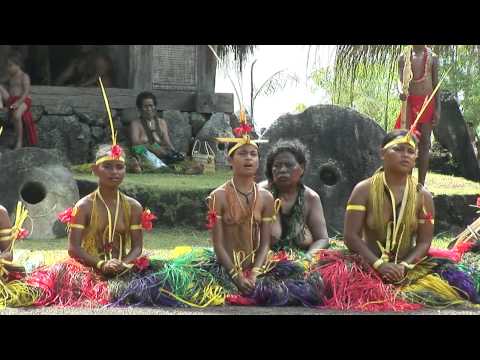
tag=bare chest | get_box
[141,119,162,143]
[8,76,24,95]
[93,206,128,235]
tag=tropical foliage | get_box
[310,45,480,129]
[216,45,256,72]
[311,62,400,130]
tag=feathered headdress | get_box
[95,77,125,165]
[207,46,268,156]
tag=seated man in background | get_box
[55,45,114,88]
[0,51,38,148]
[128,91,184,172]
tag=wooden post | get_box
[197,45,217,94]
[128,45,152,90]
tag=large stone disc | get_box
[0,148,79,239]
[433,92,480,182]
[259,105,386,235]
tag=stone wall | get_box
[20,104,236,165]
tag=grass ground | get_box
[74,169,233,192]
[14,226,211,265]
[74,169,480,196]
[420,170,480,196]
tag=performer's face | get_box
[93,160,126,187]
[271,151,304,187]
[140,98,156,119]
[229,144,259,176]
[382,142,417,173]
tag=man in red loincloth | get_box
[0,51,38,149]
[395,45,441,186]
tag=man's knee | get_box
[14,107,26,120]
[13,111,23,121]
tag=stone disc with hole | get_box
[258,105,386,235]
[433,92,480,182]
[0,148,79,240]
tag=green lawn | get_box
[422,170,480,196]
[14,226,211,265]
[74,169,233,192]
[74,169,480,196]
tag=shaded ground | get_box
[1,305,480,315]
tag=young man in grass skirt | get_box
[19,79,156,307]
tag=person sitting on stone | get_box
[259,139,330,258]
[55,45,113,88]
[128,91,184,170]
[0,51,39,149]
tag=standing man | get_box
[395,45,441,186]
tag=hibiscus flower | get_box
[110,144,123,159]
[421,211,433,222]
[233,123,253,137]
[141,209,157,231]
[133,256,150,271]
[16,228,29,240]
[206,209,218,230]
[57,207,74,224]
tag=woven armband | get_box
[96,260,106,270]
[346,204,367,212]
[372,258,385,270]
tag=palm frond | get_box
[253,70,299,100]
[216,45,256,72]
[332,45,480,84]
